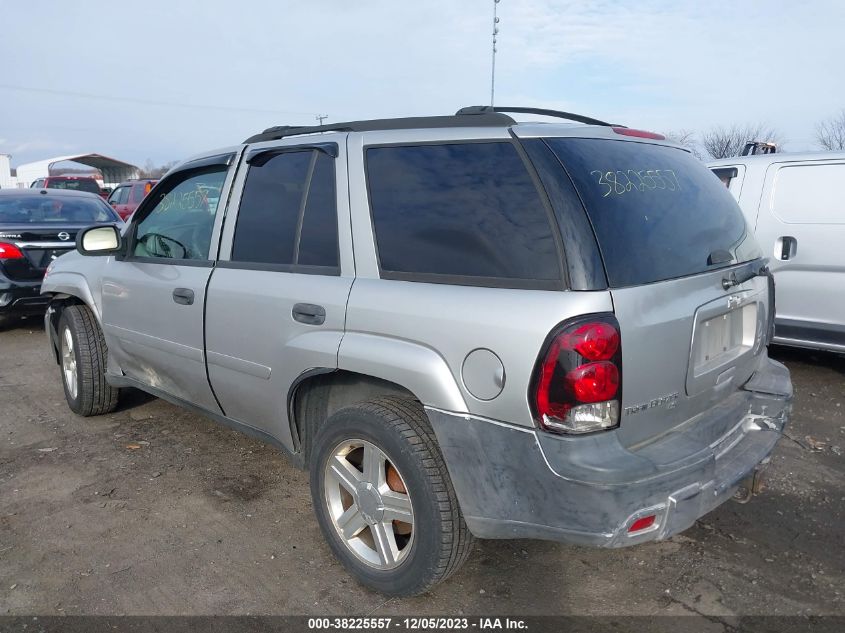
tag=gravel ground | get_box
[0,319,842,618]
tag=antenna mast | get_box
[490,0,500,107]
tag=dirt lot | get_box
[0,319,843,618]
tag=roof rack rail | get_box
[456,105,614,127]
[244,112,515,144]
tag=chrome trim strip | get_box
[14,242,76,249]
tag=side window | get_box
[711,167,737,188]
[710,166,743,200]
[130,184,145,203]
[110,186,129,205]
[133,167,228,261]
[297,153,338,267]
[365,142,560,286]
[231,150,339,270]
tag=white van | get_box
[709,152,845,353]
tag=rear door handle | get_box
[172,288,194,305]
[292,303,326,325]
[777,236,797,260]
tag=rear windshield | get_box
[46,178,102,194]
[0,196,117,223]
[545,138,761,287]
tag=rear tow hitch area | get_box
[734,458,770,504]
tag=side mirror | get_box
[77,225,122,256]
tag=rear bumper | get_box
[0,276,48,317]
[427,354,792,546]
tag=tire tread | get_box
[61,305,119,416]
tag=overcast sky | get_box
[1,0,843,168]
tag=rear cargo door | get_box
[611,268,768,447]
[541,136,768,447]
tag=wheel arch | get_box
[289,369,420,467]
[289,333,469,467]
[45,293,89,364]
[42,271,103,364]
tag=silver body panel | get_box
[41,120,792,546]
[709,152,845,353]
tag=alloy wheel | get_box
[323,439,414,569]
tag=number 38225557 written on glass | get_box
[590,169,681,197]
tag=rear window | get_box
[366,142,561,288]
[0,196,117,223]
[46,178,101,194]
[545,138,761,287]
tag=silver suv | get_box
[42,106,793,596]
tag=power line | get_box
[0,83,319,118]
[490,0,501,107]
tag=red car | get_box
[106,179,158,220]
[30,175,108,199]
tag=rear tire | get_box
[310,396,474,596]
[58,305,119,416]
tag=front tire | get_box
[58,305,119,416]
[310,396,474,596]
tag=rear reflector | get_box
[0,242,25,260]
[612,126,666,140]
[628,515,656,533]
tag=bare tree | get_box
[701,124,782,159]
[139,159,177,179]
[663,129,702,159]
[815,110,845,150]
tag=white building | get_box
[0,154,13,188]
[15,153,140,188]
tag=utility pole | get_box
[316,114,328,125]
[490,0,500,107]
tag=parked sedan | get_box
[0,189,122,328]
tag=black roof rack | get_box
[456,105,614,127]
[243,106,614,144]
[244,112,515,143]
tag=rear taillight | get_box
[611,126,666,140]
[0,242,24,260]
[531,315,622,434]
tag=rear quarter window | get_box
[365,142,562,288]
[545,138,761,287]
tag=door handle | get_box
[776,236,797,260]
[292,303,326,325]
[172,288,195,305]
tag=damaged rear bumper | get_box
[426,355,792,546]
